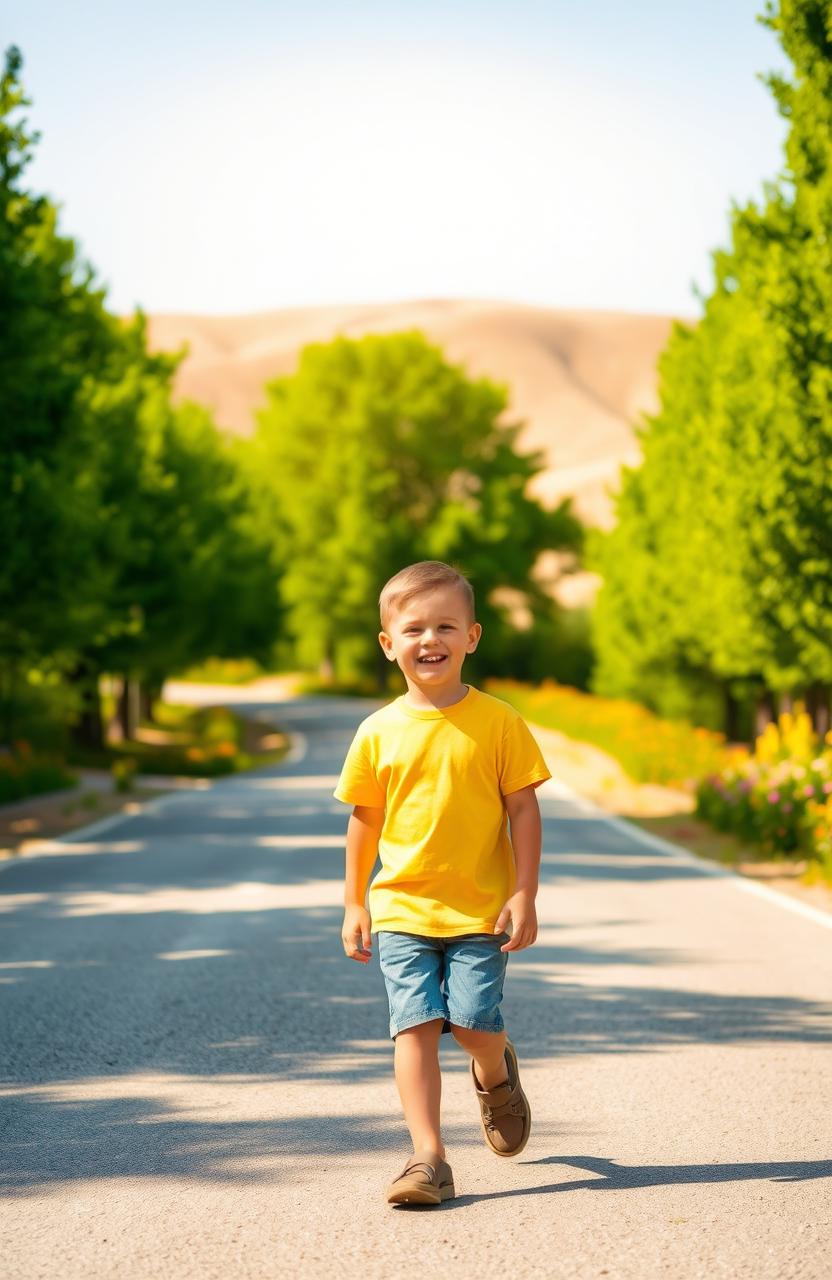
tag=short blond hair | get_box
[379,561,475,630]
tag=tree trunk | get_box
[118,677,141,740]
[118,678,130,740]
[138,683,156,725]
[68,658,105,751]
[754,688,776,739]
[0,658,19,746]
[103,674,123,743]
[806,681,830,740]
[721,680,742,744]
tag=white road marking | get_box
[549,778,832,931]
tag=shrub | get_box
[695,704,832,867]
[0,741,76,803]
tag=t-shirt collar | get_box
[396,684,478,720]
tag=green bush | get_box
[0,742,76,804]
[111,757,138,793]
[695,705,832,865]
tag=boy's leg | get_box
[377,931,452,1166]
[444,934,531,1156]
[444,930,510,1087]
[450,1025,508,1090]
[394,1017,446,1157]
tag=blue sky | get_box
[6,1,790,317]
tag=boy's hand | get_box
[494,889,538,952]
[342,904,373,964]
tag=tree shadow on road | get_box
[2,897,831,1090]
[441,1153,832,1207]
[2,709,832,1196]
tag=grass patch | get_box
[171,658,268,685]
[67,702,290,778]
[61,793,101,817]
[295,674,389,698]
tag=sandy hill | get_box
[147,299,680,608]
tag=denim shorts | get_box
[377,929,510,1040]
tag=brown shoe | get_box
[471,1039,531,1157]
[385,1149,455,1205]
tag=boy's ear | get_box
[378,630,396,661]
[467,621,483,651]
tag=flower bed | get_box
[485,678,726,788]
[106,704,289,777]
[695,705,832,876]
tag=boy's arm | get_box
[494,784,543,952]
[342,804,385,964]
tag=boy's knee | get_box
[396,1017,445,1042]
[450,1023,505,1046]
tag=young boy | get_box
[334,560,551,1206]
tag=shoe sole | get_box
[386,1181,456,1205]
[478,1040,532,1158]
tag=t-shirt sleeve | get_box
[333,730,386,807]
[499,713,552,795]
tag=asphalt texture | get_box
[2,693,831,1280]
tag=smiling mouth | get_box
[418,655,447,665]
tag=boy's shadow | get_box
[413,1153,832,1209]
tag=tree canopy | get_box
[1,45,282,745]
[590,0,832,736]
[243,330,584,682]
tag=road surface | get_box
[1,693,831,1279]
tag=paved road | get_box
[2,695,831,1280]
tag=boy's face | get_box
[379,585,482,693]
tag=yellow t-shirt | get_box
[333,684,552,937]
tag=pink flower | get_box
[824,782,832,794]
[767,791,780,804]
[804,785,816,797]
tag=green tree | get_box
[591,0,832,737]
[90,383,283,728]
[0,45,118,677]
[729,0,832,695]
[245,331,583,684]
[0,46,283,746]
